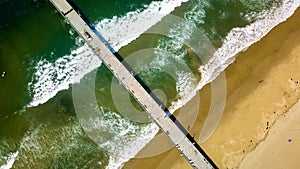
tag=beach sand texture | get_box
[122,7,300,169]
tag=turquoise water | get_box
[0,0,290,168]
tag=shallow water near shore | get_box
[0,0,298,168]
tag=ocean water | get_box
[0,0,299,168]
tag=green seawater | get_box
[0,0,163,167]
[0,0,282,168]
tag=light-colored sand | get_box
[122,7,300,169]
[239,97,300,169]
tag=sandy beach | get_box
[239,95,300,169]
[122,6,300,169]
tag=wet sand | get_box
[122,7,300,169]
[239,97,300,169]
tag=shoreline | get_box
[239,97,300,168]
[122,6,300,169]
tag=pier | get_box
[50,0,218,168]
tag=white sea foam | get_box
[97,0,189,50]
[9,120,86,168]
[149,5,207,113]
[75,100,159,169]
[147,15,201,112]
[175,71,198,102]
[103,2,300,167]
[86,109,159,169]
[0,152,19,169]
[28,44,101,107]
[28,0,188,107]
[27,0,300,169]
[169,0,300,112]
[27,0,188,169]
[199,0,300,90]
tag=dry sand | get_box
[239,96,300,169]
[122,7,300,169]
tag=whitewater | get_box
[3,0,297,169]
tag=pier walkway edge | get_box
[49,0,218,168]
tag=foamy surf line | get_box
[199,0,300,89]
[0,152,19,169]
[169,0,300,112]
[25,1,300,169]
[28,0,188,107]
[26,0,187,169]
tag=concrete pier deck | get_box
[50,0,218,168]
